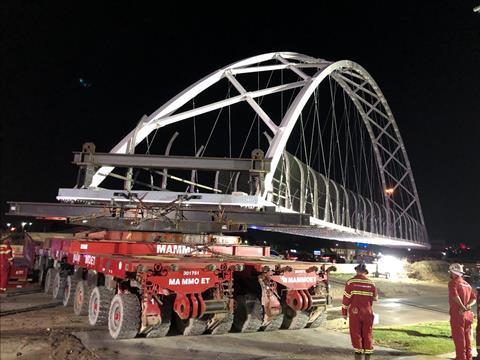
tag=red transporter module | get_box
[35,231,334,339]
[1,233,42,290]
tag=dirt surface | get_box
[0,305,97,360]
[405,261,451,283]
[0,294,406,360]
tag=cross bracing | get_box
[71,52,427,247]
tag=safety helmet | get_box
[355,263,368,274]
[448,263,464,277]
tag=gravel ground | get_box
[0,304,97,360]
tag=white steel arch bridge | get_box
[51,52,428,249]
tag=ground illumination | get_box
[377,255,405,279]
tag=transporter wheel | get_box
[43,268,57,294]
[108,293,141,339]
[261,313,284,332]
[37,257,47,285]
[52,271,67,300]
[73,280,91,316]
[145,299,172,338]
[89,286,115,326]
[63,275,80,307]
[175,317,208,336]
[306,310,327,329]
[38,268,46,286]
[281,306,309,330]
[209,313,234,335]
[232,294,263,333]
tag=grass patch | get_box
[372,321,476,355]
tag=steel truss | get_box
[58,52,427,246]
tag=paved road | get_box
[330,278,453,326]
[374,296,449,326]
[74,327,406,360]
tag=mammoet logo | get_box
[279,276,317,284]
[156,244,207,255]
[168,277,211,286]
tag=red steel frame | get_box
[36,232,332,338]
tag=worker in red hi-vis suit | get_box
[0,238,14,292]
[342,263,378,360]
[448,263,476,360]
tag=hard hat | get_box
[355,263,368,274]
[448,263,464,277]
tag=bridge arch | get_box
[87,52,426,244]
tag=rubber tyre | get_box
[145,298,172,338]
[89,286,115,326]
[210,313,234,335]
[37,257,47,285]
[108,293,141,339]
[52,271,67,300]
[261,313,284,332]
[38,268,46,287]
[175,317,208,336]
[281,306,309,330]
[73,280,91,316]
[306,310,327,329]
[232,294,263,333]
[43,268,58,294]
[63,275,80,307]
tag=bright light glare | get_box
[377,255,405,279]
[385,188,395,195]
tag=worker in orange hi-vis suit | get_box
[342,263,378,360]
[0,238,14,292]
[448,263,476,360]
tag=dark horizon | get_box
[1,2,479,247]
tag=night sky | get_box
[1,2,479,247]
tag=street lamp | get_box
[21,222,27,231]
[384,188,395,236]
[474,5,480,13]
